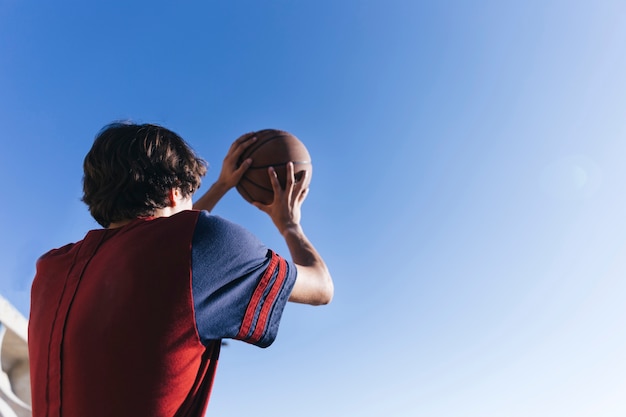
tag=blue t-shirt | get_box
[191,211,297,348]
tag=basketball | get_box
[236,129,312,205]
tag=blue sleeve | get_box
[191,211,297,348]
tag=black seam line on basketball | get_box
[247,161,311,169]
[240,133,291,161]
[241,177,273,192]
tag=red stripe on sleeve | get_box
[236,251,279,340]
[248,256,288,343]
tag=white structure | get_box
[0,295,31,417]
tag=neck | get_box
[107,206,184,229]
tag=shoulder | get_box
[194,210,244,232]
[192,211,267,266]
[37,242,78,264]
[194,211,262,247]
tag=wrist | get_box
[280,223,303,237]
[192,180,230,212]
[210,179,231,194]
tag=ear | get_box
[167,188,181,207]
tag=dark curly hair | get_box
[82,123,208,227]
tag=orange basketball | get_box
[236,129,312,205]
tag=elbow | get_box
[289,267,334,305]
[322,280,334,305]
[314,279,334,306]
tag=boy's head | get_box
[82,123,208,228]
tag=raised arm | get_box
[193,133,333,305]
[253,163,333,305]
[193,133,256,212]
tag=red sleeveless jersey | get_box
[29,210,295,417]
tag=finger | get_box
[297,187,309,203]
[285,162,296,190]
[238,157,252,170]
[294,169,308,192]
[265,167,285,205]
[267,167,282,194]
[233,157,253,177]
[235,131,256,144]
[228,133,257,157]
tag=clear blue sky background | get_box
[2,1,626,416]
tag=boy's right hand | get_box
[253,162,309,236]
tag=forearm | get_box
[192,181,230,212]
[193,132,256,212]
[282,225,333,305]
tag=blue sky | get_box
[2,1,626,415]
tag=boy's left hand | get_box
[216,132,257,189]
